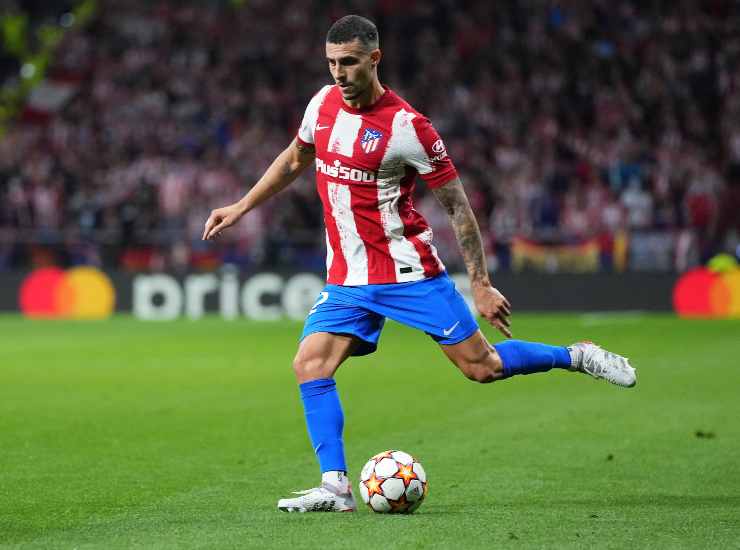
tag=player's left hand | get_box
[472,283,512,338]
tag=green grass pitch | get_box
[2,313,739,549]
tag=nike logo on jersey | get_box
[443,321,460,336]
[315,124,331,131]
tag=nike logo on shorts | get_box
[316,124,330,131]
[443,321,460,336]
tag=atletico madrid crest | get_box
[360,128,383,154]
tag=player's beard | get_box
[342,88,361,100]
[340,81,365,101]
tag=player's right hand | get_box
[202,203,245,240]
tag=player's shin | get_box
[492,340,572,378]
[299,378,350,491]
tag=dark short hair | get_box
[326,15,379,51]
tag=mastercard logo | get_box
[19,267,116,319]
[673,267,740,319]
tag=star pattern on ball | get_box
[372,450,394,461]
[388,494,410,513]
[364,473,384,498]
[394,463,418,487]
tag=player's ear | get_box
[370,48,381,67]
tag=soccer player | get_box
[203,15,636,513]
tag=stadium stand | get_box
[1,0,739,272]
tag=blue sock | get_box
[299,378,347,473]
[493,340,571,379]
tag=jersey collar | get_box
[338,85,391,114]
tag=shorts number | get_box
[309,291,329,315]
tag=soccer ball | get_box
[359,450,427,514]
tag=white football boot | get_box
[568,342,636,387]
[277,482,357,513]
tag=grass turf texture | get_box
[2,314,739,549]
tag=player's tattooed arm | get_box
[432,178,512,337]
[432,178,489,286]
[295,140,315,156]
[203,138,315,240]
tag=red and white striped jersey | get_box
[297,85,458,285]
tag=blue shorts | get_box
[301,272,479,356]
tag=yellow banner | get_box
[511,237,600,273]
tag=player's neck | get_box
[343,79,385,111]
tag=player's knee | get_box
[292,354,334,382]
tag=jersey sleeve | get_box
[297,85,332,147]
[405,116,458,189]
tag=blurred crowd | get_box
[1,0,739,273]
